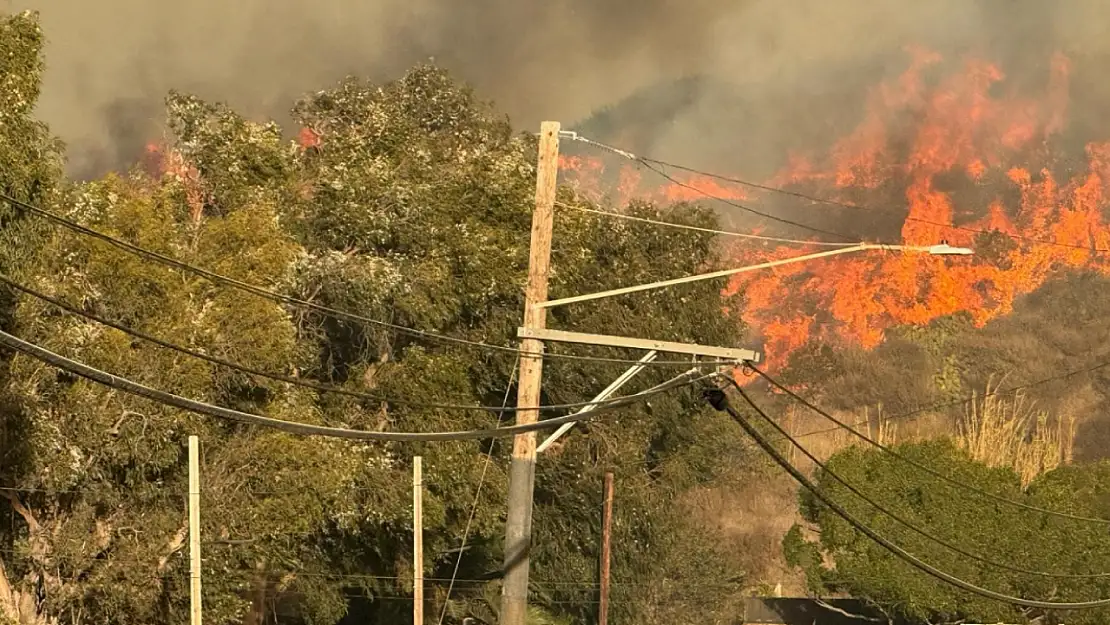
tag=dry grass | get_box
[956,379,1077,486]
[683,403,946,595]
[781,403,951,473]
[682,473,809,595]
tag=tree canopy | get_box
[784,439,1110,625]
[0,10,754,625]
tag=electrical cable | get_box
[636,160,861,243]
[723,378,1110,579]
[559,131,863,242]
[703,383,1110,611]
[747,364,1110,525]
[0,548,631,590]
[784,355,1110,441]
[615,354,1110,504]
[1,273,703,414]
[554,200,857,248]
[564,130,1110,253]
[754,364,1110,526]
[437,360,517,625]
[0,193,738,368]
[639,156,1110,253]
[566,131,1110,253]
[0,328,707,442]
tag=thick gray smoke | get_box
[10,0,1110,178]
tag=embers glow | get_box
[144,142,205,222]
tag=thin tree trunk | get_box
[243,562,268,625]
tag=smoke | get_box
[12,0,724,177]
[9,0,1110,178]
[10,0,1110,454]
[597,0,1103,176]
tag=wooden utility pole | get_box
[500,121,561,625]
[599,472,614,625]
[188,435,203,625]
[413,456,424,625]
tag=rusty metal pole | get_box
[599,472,614,625]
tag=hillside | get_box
[561,48,1110,608]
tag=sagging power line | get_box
[0,327,707,442]
[722,377,1110,578]
[748,364,1110,525]
[704,384,1110,611]
[1,273,698,414]
[0,192,737,368]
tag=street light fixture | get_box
[925,243,975,256]
[536,242,975,310]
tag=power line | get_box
[263,588,639,606]
[564,131,1110,254]
[0,544,729,590]
[1,430,717,496]
[554,201,856,247]
[749,364,1110,525]
[559,131,864,242]
[704,384,1110,611]
[0,193,736,368]
[0,550,628,589]
[781,354,1110,441]
[438,359,517,625]
[639,156,1110,253]
[0,327,707,442]
[2,274,695,414]
[1,443,707,497]
[636,160,861,243]
[0,485,185,496]
[724,378,1110,578]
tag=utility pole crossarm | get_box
[517,327,761,362]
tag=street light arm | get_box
[536,242,972,310]
[538,244,870,310]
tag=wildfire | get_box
[562,47,1110,371]
[144,142,205,223]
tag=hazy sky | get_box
[9,0,1110,178]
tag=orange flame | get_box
[298,127,321,149]
[144,142,205,223]
[562,48,1110,371]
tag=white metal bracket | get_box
[536,351,658,453]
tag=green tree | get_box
[0,26,753,625]
[0,9,63,278]
[786,439,1110,624]
[0,9,66,624]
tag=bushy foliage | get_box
[786,439,1110,625]
[0,13,752,625]
[0,10,64,289]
